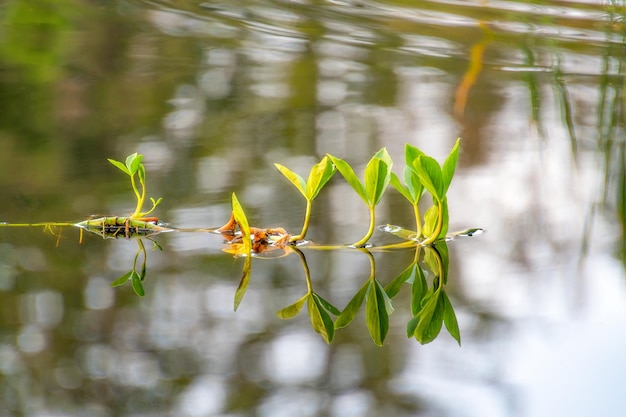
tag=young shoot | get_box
[327,148,393,247]
[107,153,162,219]
[274,156,336,242]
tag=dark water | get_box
[0,1,625,416]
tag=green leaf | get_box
[438,198,449,239]
[111,270,133,287]
[305,156,336,201]
[334,281,369,329]
[274,163,307,198]
[405,143,425,168]
[377,280,395,315]
[406,316,420,338]
[422,205,439,238]
[442,291,461,345]
[137,163,146,184]
[139,259,147,281]
[364,158,391,207]
[313,293,341,316]
[231,193,252,311]
[366,280,389,346]
[308,294,335,343]
[327,154,368,204]
[390,172,414,202]
[125,153,143,175]
[373,147,393,167]
[404,166,425,203]
[414,290,444,344]
[413,155,444,200]
[384,261,417,298]
[442,138,460,195]
[276,294,308,319]
[411,266,428,316]
[131,270,145,297]
[107,159,131,175]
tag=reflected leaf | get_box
[414,290,444,344]
[385,261,417,298]
[232,193,252,311]
[130,270,145,297]
[276,294,308,319]
[442,291,461,346]
[111,270,133,287]
[335,281,369,329]
[313,293,341,316]
[366,280,389,346]
[308,294,335,344]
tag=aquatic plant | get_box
[327,148,393,247]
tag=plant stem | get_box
[352,206,376,247]
[413,203,422,238]
[130,174,143,217]
[420,199,443,246]
[290,199,312,242]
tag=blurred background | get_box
[0,0,625,416]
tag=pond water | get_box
[1,0,625,416]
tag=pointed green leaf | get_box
[364,158,391,207]
[413,155,443,200]
[404,166,425,203]
[139,259,147,281]
[438,198,449,239]
[108,159,131,175]
[276,294,308,319]
[405,143,425,168]
[414,291,444,344]
[334,281,369,329]
[274,163,307,198]
[442,291,461,345]
[442,138,460,194]
[366,280,389,346]
[313,293,341,316]
[373,147,393,168]
[384,262,417,298]
[131,270,145,297]
[377,279,395,315]
[327,154,368,204]
[390,172,414,202]
[111,270,133,287]
[308,294,335,343]
[305,156,336,200]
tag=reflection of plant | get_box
[276,249,340,343]
[328,148,393,247]
[274,156,336,242]
[110,239,163,297]
[334,251,394,346]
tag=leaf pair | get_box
[274,156,336,202]
[276,292,340,344]
[274,156,336,241]
[110,239,148,297]
[411,139,459,202]
[327,148,393,246]
[108,153,144,177]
